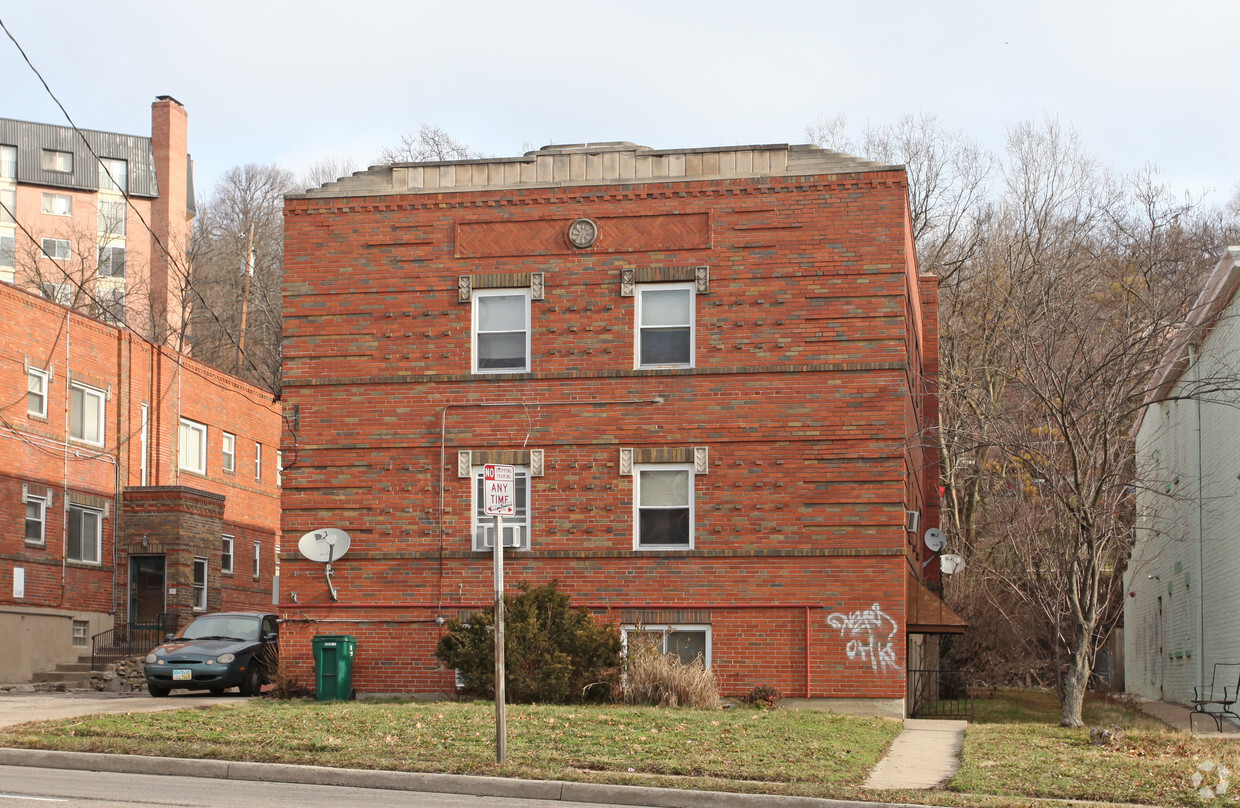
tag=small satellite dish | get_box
[940,554,966,575]
[298,528,352,563]
[924,527,947,553]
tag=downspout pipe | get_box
[1191,343,1205,692]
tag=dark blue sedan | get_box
[144,612,279,697]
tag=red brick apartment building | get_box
[281,142,962,715]
[0,99,282,684]
[0,96,192,342]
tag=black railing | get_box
[91,613,178,670]
[909,668,975,720]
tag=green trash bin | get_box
[312,635,356,701]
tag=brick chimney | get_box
[150,96,190,344]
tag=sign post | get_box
[483,464,515,764]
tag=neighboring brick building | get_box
[0,96,193,343]
[1127,247,1240,706]
[280,142,961,715]
[0,240,282,683]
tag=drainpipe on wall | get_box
[1191,343,1205,693]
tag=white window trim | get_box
[192,556,208,611]
[25,493,46,546]
[276,450,283,486]
[635,282,696,369]
[222,432,236,473]
[633,463,695,550]
[72,620,89,647]
[41,149,72,173]
[27,366,49,418]
[253,540,261,579]
[67,504,102,565]
[139,403,149,486]
[471,465,530,550]
[472,288,531,374]
[69,381,106,446]
[255,441,262,481]
[178,417,207,475]
[41,238,71,261]
[621,624,712,668]
[41,192,72,217]
[222,535,235,575]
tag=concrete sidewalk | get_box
[863,719,966,790]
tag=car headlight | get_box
[146,653,157,664]
[217,653,235,664]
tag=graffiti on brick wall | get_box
[828,603,900,672]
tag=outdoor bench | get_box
[1190,662,1240,732]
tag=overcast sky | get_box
[1,1,1236,205]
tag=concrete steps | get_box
[30,659,96,689]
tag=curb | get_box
[0,747,927,808]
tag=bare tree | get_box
[188,164,294,393]
[300,156,360,192]
[377,124,483,164]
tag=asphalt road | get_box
[0,765,644,808]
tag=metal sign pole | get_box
[493,511,506,765]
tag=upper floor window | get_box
[472,466,529,550]
[27,366,48,418]
[222,535,235,575]
[178,418,207,474]
[634,464,694,549]
[41,238,70,261]
[98,158,127,194]
[255,441,263,481]
[192,557,208,611]
[25,493,46,545]
[98,245,126,278]
[41,193,72,217]
[68,504,102,564]
[221,432,236,473]
[473,289,530,373]
[0,233,14,270]
[0,145,15,179]
[253,540,261,578]
[276,450,283,486]
[69,382,105,446]
[0,187,14,224]
[41,149,72,173]
[98,199,126,236]
[636,284,694,368]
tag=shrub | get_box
[619,640,721,709]
[741,684,784,708]
[436,580,622,703]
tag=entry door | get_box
[129,556,166,627]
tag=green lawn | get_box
[1,690,1235,806]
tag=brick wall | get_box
[280,159,938,703]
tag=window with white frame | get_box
[98,245,125,277]
[634,464,694,549]
[41,149,72,173]
[25,493,46,545]
[27,366,48,418]
[0,233,14,269]
[221,432,235,473]
[67,504,102,564]
[98,158,127,194]
[178,418,206,474]
[41,238,70,261]
[0,145,15,179]
[623,624,711,667]
[253,540,261,578]
[472,289,530,373]
[472,466,529,550]
[222,535,234,574]
[276,450,282,486]
[98,199,126,235]
[96,288,125,325]
[636,284,694,368]
[192,557,207,611]
[254,441,262,480]
[139,402,149,486]
[41,193,72,216]
[69,382,105,446]
[42,283,72,306]
[72,620,89,647]
[0,187,14,224]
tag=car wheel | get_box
[147,683,170,698]
[239,661,262,697]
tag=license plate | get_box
[172,669,192,681]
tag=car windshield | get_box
[178,615,260,642]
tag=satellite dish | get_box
[923,527,947,553]
[940,554,966,575]
[298,528,352,563]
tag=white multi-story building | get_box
[1126,247,1240,704]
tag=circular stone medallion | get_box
[567,218,598,249]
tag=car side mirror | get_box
[164,633,175,642]
[264,632,278,642]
